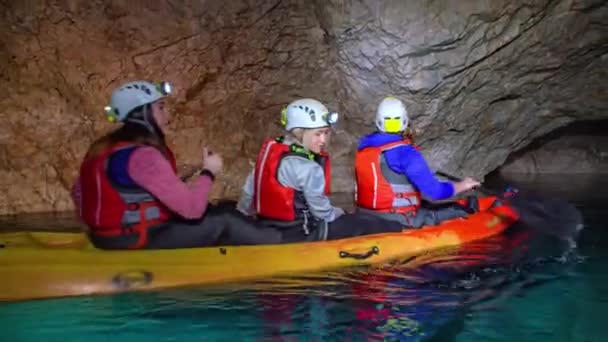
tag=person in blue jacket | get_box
[354,96,481,228]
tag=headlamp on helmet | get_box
[104,80,173,123]
[324,112,339,126]
[157,81,172,96]
[105,106,118,123]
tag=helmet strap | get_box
[125,104,160,136]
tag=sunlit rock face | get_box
[0,1,337,214]
[1,0,606,214]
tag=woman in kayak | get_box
[71,80,282,249]
[354,96,481,228]
[237,98,405,242]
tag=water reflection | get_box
[109,223,582,341]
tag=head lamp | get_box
[104,106,117,122]
[157,81,172,96]
[324,112,339,126]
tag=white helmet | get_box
[375,96,408,133]
[280,98,339,131]
[104,81,172,122]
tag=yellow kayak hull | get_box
[0,200,518,302]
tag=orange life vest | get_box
[253,137,331,221]
[354,139,421,215]
[79,142,176,249]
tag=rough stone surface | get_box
[0,0,338,214]
[0,0,606,215]
[320,0,608,176]
[499,121,608,174]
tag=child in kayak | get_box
[354,96,480,228]
[71,80,281,249]
[237,98,404,242]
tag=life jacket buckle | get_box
[127,203,140,211]
[395,192,417,199]
[302,209,310,235]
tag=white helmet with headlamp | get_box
[104,81,172,123]
[280,98,339,131]
[375,96,408,133]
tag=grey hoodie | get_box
[237,139,344,222]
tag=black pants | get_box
[327,212,405,239]
[89,201,282,250]
[356,201,471,229]
[409,202,471,228]
[268,212,405,243]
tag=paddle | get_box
[436,171,584,248]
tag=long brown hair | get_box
[85,105,168,158]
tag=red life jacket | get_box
[78,142,176,249]
[253,137,331,221]
[354,139,421,214]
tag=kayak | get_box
[0,196,518,302]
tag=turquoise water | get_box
[0,174,606,341]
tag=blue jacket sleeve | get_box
[383,146,455,201]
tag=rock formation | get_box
[499,120,608,174]
[0,0,606,215]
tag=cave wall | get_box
[320,0,607,174]
[0,0,606,215]
[0,0,340,214]
[499,120,608,174]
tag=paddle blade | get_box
[505,193,584,247]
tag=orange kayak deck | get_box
[0,197,518,302]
